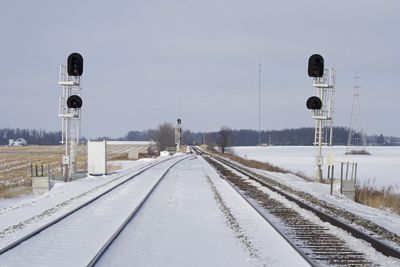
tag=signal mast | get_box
[307,55,336,181]
[175,118,182,152]
[58,53,84,181]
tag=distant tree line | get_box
[368,134,400,146]
[191,127,351,147]
[86,127,400,147]
[1,127,399,147]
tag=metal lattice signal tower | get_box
[311,68,336,181]
[58,65,82,181]
[347,77,367,152]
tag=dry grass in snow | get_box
[355,180,400,215]
[0,145,87,190]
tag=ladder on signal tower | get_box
[311,68,336,181]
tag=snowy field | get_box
[231,146,400,192]
[0,154,399,266]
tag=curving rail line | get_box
[0,155,188,262]
[195,147,400,266]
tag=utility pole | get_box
[258,62,261,146]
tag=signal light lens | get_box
[67,95,83,109]
[306,96,322,110]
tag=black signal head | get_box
[306,96,322,110]
[67,95,83,109]
[67,53,83,76]
[308,54,324,78]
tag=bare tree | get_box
[218,126,232,154]
[152,122,175,151]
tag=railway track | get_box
[196,147,400,266]
[0,155,190,266]
[86,155,191,266]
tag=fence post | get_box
[330,165,335,195]
[354,163,358,183]
[330,169,333,195]
[340,162,344,194]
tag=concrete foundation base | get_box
[341,180,356,200]
[32,176,50,197]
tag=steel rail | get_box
[217,162,315,266]
[197,147,400,260]
[203,154,369,266]
[87,156,192,266]
[0,156,181,256]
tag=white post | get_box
[58,65,82,181]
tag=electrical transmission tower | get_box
[347,77,368,154]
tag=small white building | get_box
[9,138,28,146]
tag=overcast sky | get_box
[1,0,399,138]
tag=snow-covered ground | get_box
[0,155,311,266]
[225,158,400,237]
[0,159,147,211]
[0,152,399,266]
[0,194,31,211]
[231,146,400,192]
[0,159,155,247]
[98,156,309,267]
